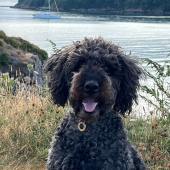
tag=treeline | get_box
[15,0,170,15]
[56,0,170,11]
[16,0,48,9]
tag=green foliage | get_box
[0,73,16,94]
[0,53,10,67]
[0,31,6,39]
[141,59,170,116]
[16,0,47,8]
[47,39,58,53]
[27,64,34,72]
[55,0,170,11]
[0,40,4,47]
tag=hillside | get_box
[15,0,170,15]
[0,31,48,85]
[15,0,48,10]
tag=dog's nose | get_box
[84,81,99,93]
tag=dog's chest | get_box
[55,116,129,169]
[59,129,117,169]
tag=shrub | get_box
[0,53,10,67]
[141,58,170,116]
[0,31,6,39]
[0,40,3,47]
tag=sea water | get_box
[0,6,170,62]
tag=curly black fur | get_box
[45,37,147,170]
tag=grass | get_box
[0,71,169,170]
[125,116,170,170]
[0,75,65,169]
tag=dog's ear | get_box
[44,54,69,106]
[114,55,143,115]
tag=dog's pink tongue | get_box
[82,100,98,112]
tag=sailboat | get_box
[33,0,61,19]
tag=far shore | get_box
[12,5,170,16]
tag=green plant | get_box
[141,59,170,116]
[0,40,3,47]
[47,40,58,53]
[0,73,16,94]
[0,53,10,67]
[0,31,6,39]
[27,64,34,72]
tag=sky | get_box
[0,0,17,6]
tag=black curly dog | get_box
[45,38,147,170]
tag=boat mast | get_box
[48,0,51,12]
[54,0,59,12]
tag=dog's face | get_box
[45,38,142,122]
[69,59,120,122]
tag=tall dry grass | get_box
[0,74,64,169]
[125,115,170,170]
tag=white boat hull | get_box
[33,13,61,19]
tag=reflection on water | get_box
[0,7,170,61]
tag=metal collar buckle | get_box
[78,121,86,132]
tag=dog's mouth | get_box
[76,98,100,124]
[82,99,98,113]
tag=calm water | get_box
[0,6,170,62]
